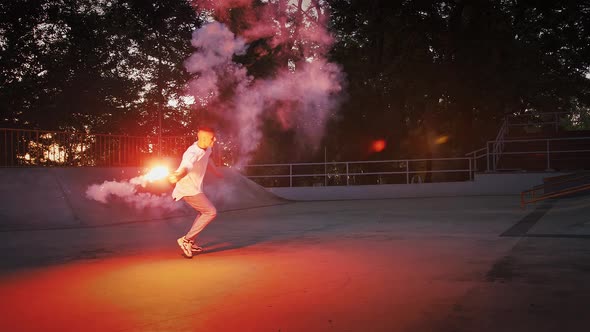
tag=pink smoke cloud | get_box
[184,22,249,102]
[186,1,344,165]
[86,175,181,212]
[241,23,277,43]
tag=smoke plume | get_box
[85,175,180,211]
[187,0,344,165]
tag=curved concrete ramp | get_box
[204,167,288,211]
[0,167,285,230]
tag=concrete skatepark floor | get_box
[1,194,590,332]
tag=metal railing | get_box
[521,172,590,207]
[492,116,509,170]
[485,136,590,171]
[242,157,474,187]
[0,128,224,167]
[465,147,488,173]
[467,112,573,172]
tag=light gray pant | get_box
[182,193,217,241]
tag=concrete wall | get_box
[0,167,284,230]
[268,172,564,201]
[0,167,565,230]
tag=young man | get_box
[169,126,222,258]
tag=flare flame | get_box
[144,166,170,182]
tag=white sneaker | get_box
[177,237,193,258]
[191,242,204,253]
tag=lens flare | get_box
[371,139,386,153]
[145,166,170,182]
[435,135,449,145]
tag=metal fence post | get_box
[324,147,327,187]
[546,140,551,171]
[346,162,349,186]
[486,142,490,172]
[290,164,293,187]
[406,160,409,184]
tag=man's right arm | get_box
[168,167,188,184]
[168,146,204,184]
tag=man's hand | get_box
[168,169,187,184]
[168,171,181,184]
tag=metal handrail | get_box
[465,147,487,157]
[245,156,471,167]
[246,135,590,188]
[465,147,488,173]
[243,157,474,187]
[520,170,590,207]
[484,136,590,171]
[467,112,573,171]
[246,169,470,178]
[494,149,590,155]
[489,136,590,143]
[492,116,509,170]
[521,182,590,208]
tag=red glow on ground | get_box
[0,244,466,331]
[371,139,387,153]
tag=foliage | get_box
[0,0,201,135]
[1,0,589,163]
[325,0,590,160]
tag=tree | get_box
[0,0,202,135]
[326,0,590,162]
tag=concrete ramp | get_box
[0,168,81,230]
[0,167,285,230]
[204,167,288,211]
[524,194,590,238]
